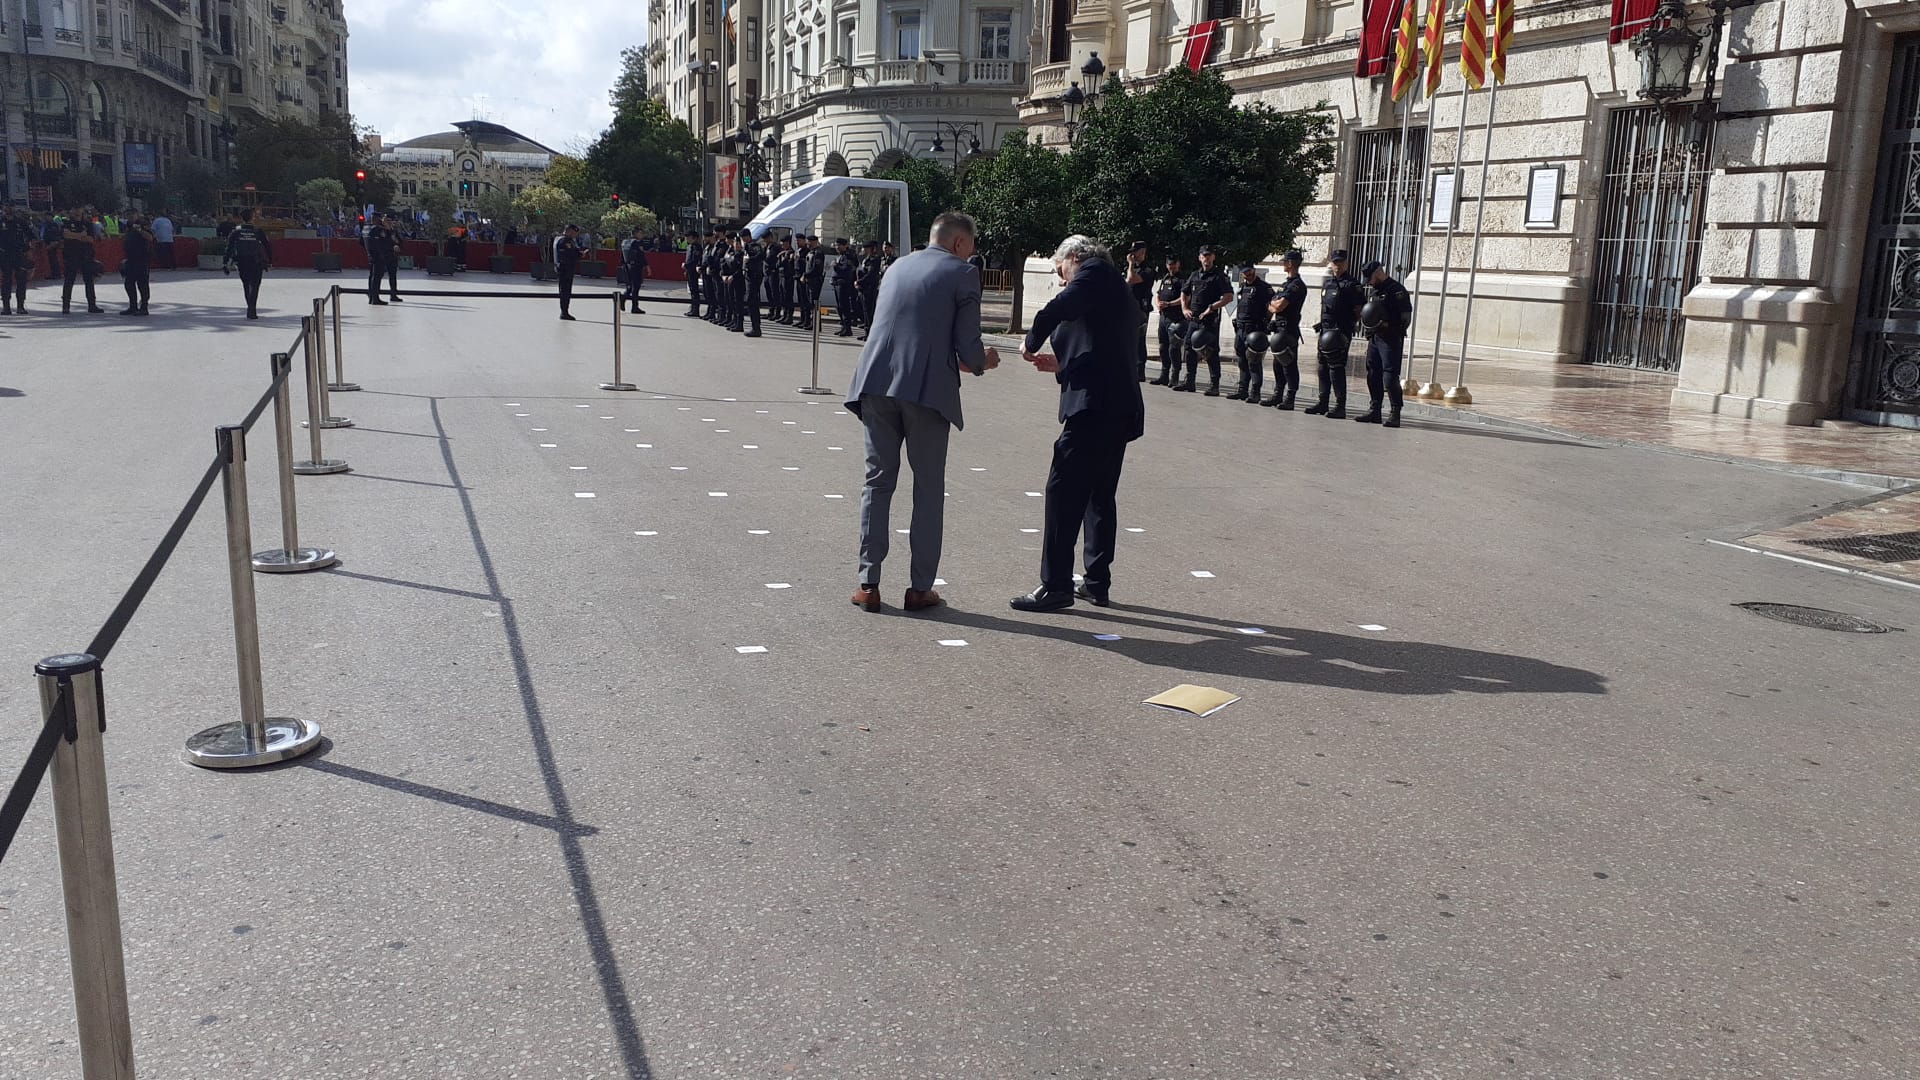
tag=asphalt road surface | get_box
[2,271,1916,1079]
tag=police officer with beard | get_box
[1178,245,1232,395]
[1262,250,1309,408]
[741,234,766,337]
[683,231,706,318]
[1305,249,1364,418]
[1150,253,1186,386]
[1355,260,1414,428]
[1125,240,1153,382]
[1229,263,1275,402]
[831,238,859,336]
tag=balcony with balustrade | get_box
[28,112,79,137]
[144,0,191,17]
[22,21,43,38]
[88,118,114,139]
[139,48,193,88]
[1029,62,1068,100]
[52,26,85,45]
[963,59,1026,85]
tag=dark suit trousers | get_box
[1134,317,1149,381]
[237,266,264,314]
[557,269,576,315]
[687,273,703,316]
[367,257,387,299]
[1041,412,1131,592]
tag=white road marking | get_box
[1094,634,1122,642]
[937,640,968,647]
[748,529,770,535]
[575,492,596,499]
[634,531,658,536]
[1025,491,1042,497]
[708,491,728,497]
[1191,571,1215,578]
[1020,528,1039,533]
[736,645,768,654]
[1125,527,1145,533]
[1358,624,1388,632]
[1235,627,1267,635]
[824,494,844,499]
[539,443,557,448]
[765,583,792,589]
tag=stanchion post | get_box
[36,653,136,1080]
[185,426,323,769]
[311,297,352,429]
[293,317,349,476]
[601,292,637,391]
[328,285,359,392]
[798,295,834,396]
[253,352,338,573]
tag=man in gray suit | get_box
[845,211,1001,613]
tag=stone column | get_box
[1673,0,1849,425]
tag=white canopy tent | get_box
[745,177,911,243]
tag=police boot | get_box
[1,299,10,315]
[1176,368,1196,392]
[1226,381,1247,401]
[1354,400,1383,424]
[1383,409,1401,428]
[1150,365,1170,386]
[1203,378,1221,397]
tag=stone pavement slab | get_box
[3,270,1920,1079]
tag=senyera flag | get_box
[1460,0,1487,90]
[1492,0,1514,84]
[1422,0,1446,97]
[1392,0,1417,101]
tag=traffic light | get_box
[354,169,366,182]
[610,193,621,210]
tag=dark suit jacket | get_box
[1024,256,1146,442]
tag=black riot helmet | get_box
[1360,295,1391,333]
[1318,327,1349,356]
[1187,323,1211,350]
[1246,331,1270,354]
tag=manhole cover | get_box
[1734,603,1900,634]
[1795,529,1920,564]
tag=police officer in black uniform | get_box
[802,235,827,330]
[741,234,766,337]
[682,231,705,318]
[0,207,29,314]
[1263,250,1309,408]
[222,210,273,319]
[119,213,153,316]
[770,237,793,323]
[553,223,585,320]
[704,232,727,325]
[855,240,884,340]
[364,214,397,305]
[1151,254,1186,386]
[831,239,859,336]
[378,213,405,302]
[1124,240,1153,382]
[1229,262,1275,402]
[61,212,104,315]
[622,226,649,314]
[1356,260,1415,428]
[1178,245,1232,395]
[719,234,742,331]
[1305,249,1364,418]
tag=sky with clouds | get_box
[344,0,649,154]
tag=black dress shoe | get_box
[1073,583,1110,608]
[1010,586,1075,612]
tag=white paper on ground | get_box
[736,645,768,654]
[1359,624,1387,632]
[574,493,595,499]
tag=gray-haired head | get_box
[929,211,976,248]
[1050,234,1111,266]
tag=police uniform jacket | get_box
[1126,260,1154,316]
[1363,276,1414,341]
[683,241,704,279]
[1269,275,1309,341]
[62,218,96,262]
[225,224,272,269]
[0,218,31,261]
[804,248,827,284]
[364,224,396,261]
[1317,271,1365,334]
[1233,276,1274,330]
[745,242,766,280]
[857,255,884,293]
[1184,267,1231,326]
[553,236,585,271]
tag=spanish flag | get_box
[1422,0,1446,97]
[1460,0,1487,90]
[1491,0,1514,84]
[1391,0,1417,102]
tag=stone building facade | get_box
[371,122,555,219]
[2,0,348,204]
[650,0,1032,232]
[1014,0,1920,429]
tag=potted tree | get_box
[472,189,518,273]
[197,235,227,271]
[513,184,574,280]
[601,203,660,285]
[297,177,349,272]
[417,186,459,276]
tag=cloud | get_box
[343,0,649,153]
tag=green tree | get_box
[296,177,348,220]
[1066,67,1335,267]
[512,184,575,230]
[609,44,653,118]
[53,168,120,212]
[583,99,700,218]
[545,154,611,205]
[600,203,660,239]
[961,130,1070,332]
[164,159,224,214]
[417,185,457,254]
[232,112,369,197]
[867,156,957,243]
[472,188,517,227]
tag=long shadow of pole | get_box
[426,396,655,1080]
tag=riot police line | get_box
[678,228,914,340]
[1135,242,1414,427]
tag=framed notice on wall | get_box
[1427,170,1457,229]
[1526,165,1563,229]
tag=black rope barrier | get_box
[83,453,225,663]
[0,686,70,867]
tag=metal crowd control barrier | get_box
[293,314,351,476]
[326,286,360,392]
[800,302,835,396]
[311,297,351,429]
[252,351,339,574]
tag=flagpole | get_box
[1421,76,1472,398]
[1448,77,1498,404]
[1401,72,1433,396]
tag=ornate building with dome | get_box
[369,120,556,218]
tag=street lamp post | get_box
[926,120,983,171]
[1060,83,1086,145]
[688,57,715,232]
[761,131,780,200]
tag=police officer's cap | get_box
[1237,263,1255,274]
[1281,249,1304,264]
[1199,244,1220,256]
[1359,260,1385,277]
[864,240,881,249]
[1329,249,1350,262]
[836,238,849,245]
[1130,240,1148,253]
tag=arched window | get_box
[86,82,109,121]
[30,73,72,118]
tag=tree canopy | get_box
[601,203,661,238]
[961,131,1069,331]
[232,111,381,201]
[1066,67,1334,267]
[296,177,348,220]
[511,184,575,227]
[417,185,456,250]
[584,99,701,218]
[867,156,957,243]
[609,44,653,118]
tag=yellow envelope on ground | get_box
[1143,684,1240,718]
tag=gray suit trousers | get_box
[858,394,951,592]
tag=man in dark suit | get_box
[1011,235,1147,612]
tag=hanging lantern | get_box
[1632,0,1704,103]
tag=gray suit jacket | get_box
[845,244,989,430]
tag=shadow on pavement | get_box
[927,604,1608,697]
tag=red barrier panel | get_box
[271,237,373,270]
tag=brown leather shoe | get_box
[903,589,944,611]
[851,585,882,612]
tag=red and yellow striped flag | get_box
[1460,0,1487,89]
[1491,0,1515,84]
[1391,0,1417,101]
[1422,0,1447,96]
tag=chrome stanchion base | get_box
[798,386,836,395]
[327,381,362,393]
[250,546,338,573]
[301,418,355,429]
[292,459,351,475]
[599,381,639,391]
[184,716,322,769]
